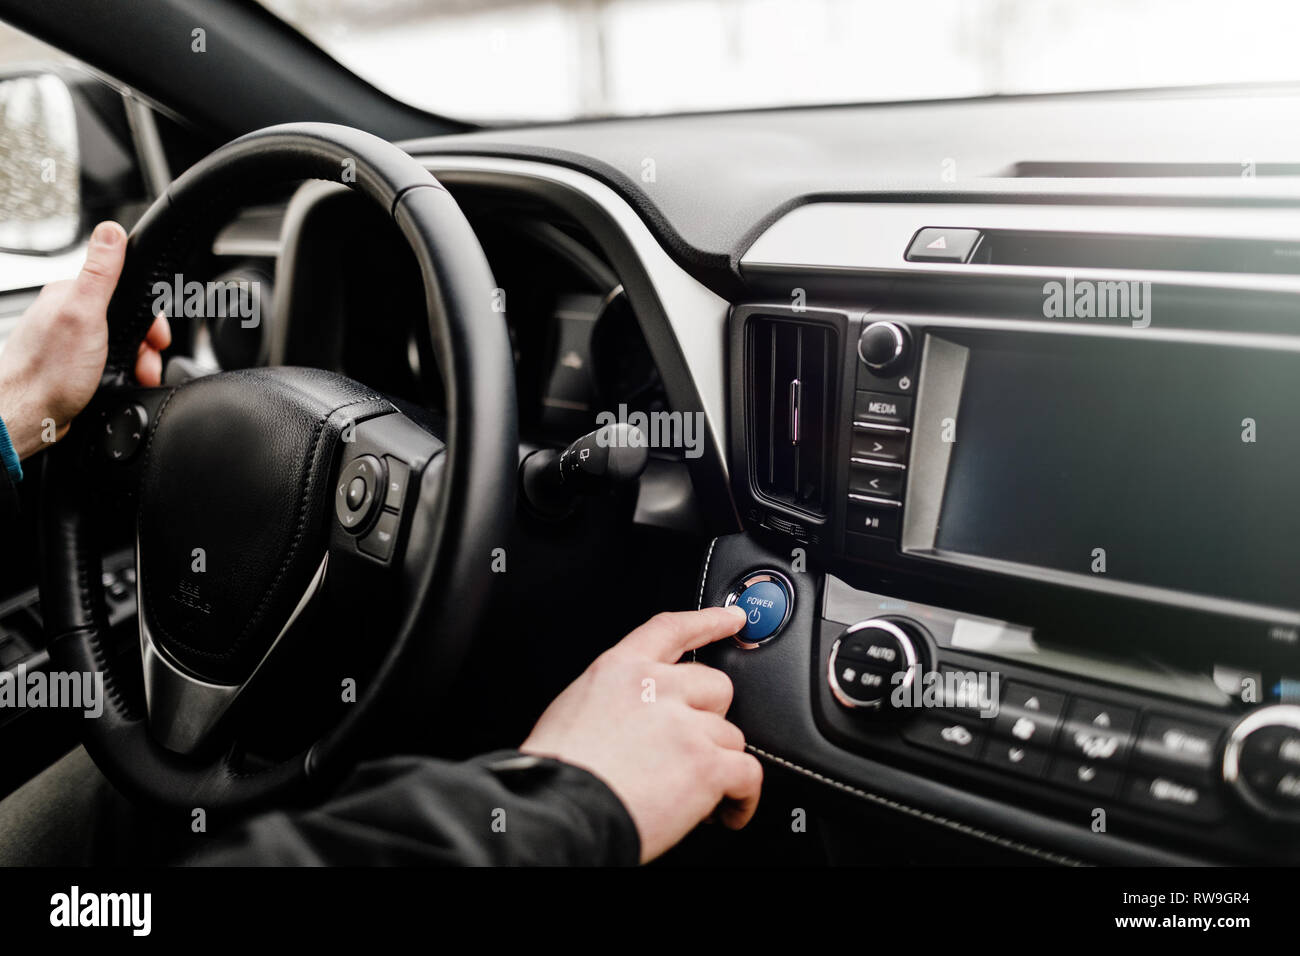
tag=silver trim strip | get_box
[138,547,329,754]
[852,421,911,434]
[849,457,906,470]
[741,201,1300,294]
[412,154,732,478]
[847,493,902,508]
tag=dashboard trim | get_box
[741,200,1300,295]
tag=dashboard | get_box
[190,87,1300,865]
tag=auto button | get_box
[828,618,928,710]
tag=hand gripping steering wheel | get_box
[38,124,516,813]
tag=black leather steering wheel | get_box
[38,123,517,813]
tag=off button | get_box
[724,571,794,648]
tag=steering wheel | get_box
[38,123,517,813]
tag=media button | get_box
[850,426,908,462]
[854,390,913,426]
[848,462,903,499]
[846,498,900,537]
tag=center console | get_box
[709,300,1300,863]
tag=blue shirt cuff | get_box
[0,415,23,484]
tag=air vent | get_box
[747,316,837,516]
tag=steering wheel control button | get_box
[358,510,399,562]
[904,227,982,263]
[102,403,148,463]
[827,618,925,710]
[335,454,386,533]
[383,455,409,510]
[857,321,908,372]
[723,570,794,649]
[345,477,367,511]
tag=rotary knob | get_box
[827,618,929,710]
[857,321,908,373]
[1222,705,1300,823]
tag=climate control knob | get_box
[1222,705,1300,823]
[857,321,908,373]
[827,618,928,710]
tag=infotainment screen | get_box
[919,331,1300,611]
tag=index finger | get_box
[621,606,747,662]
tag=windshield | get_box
[260,0,1300,123]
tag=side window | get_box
[0,19,149,298]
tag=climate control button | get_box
[1223,705,1300,822]
[828,618,927,710]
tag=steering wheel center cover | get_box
[138,368,391,685]
[39,123,518,810]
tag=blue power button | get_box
[727,572,792,647]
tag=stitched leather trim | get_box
[748,744,1088,866]
[696,535,718,610]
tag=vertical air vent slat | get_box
[747,317,837,516]
[767,323,776,487]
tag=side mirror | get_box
[0,72,80,255]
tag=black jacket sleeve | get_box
[190,751,641,866]
[0,463,20,527]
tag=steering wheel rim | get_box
[38,123,517,813]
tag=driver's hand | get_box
[521,605,761,863]
[0,221,171,460]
